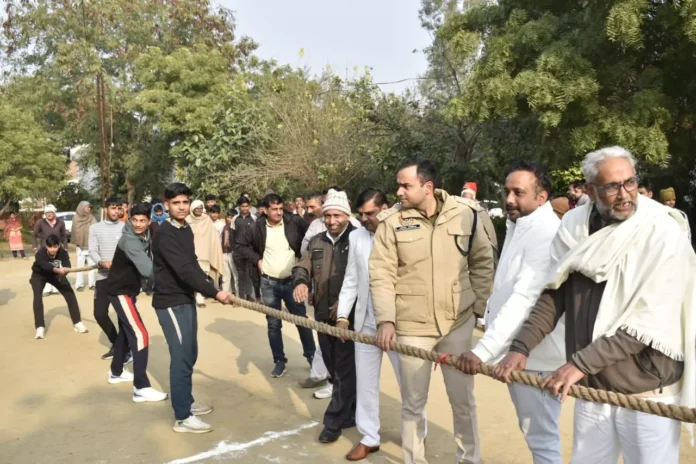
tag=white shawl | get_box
[546,194,696,431]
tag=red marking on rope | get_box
[434,353,453,371]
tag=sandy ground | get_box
[1,253,695,464]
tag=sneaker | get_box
[191,402,213,416]
[173,415,212,434]
[313,384,333,399]
[123,351,134,365]
[51,289,59,294]
[35,327,45,339]
[298,377,328,389]
[73,322,88,333]
[101,346,115,360]
[42,292,50,297]
[271,361,287,378]
[133,387,168,403]
[108,369,134,384]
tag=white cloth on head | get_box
[322,189,351,216]
[472,201,565,372]
[547,194,696,439]
[44,204,57,213]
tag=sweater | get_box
[107,221,153,296]
[32,218,67,249]
[32,246,71,278]
[152,219,219,309]
[89,219,124,281]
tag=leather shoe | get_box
[298,377,328,389]
[346,443,380,461]
[318,427,341,443]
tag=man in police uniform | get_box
[370,159,494,464]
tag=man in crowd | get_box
[105,202,168,403]
[89,196,125,360]
[637,181,653,198]
[305,191,324,223]
[567,180,590,208]
[236,193,316,378]
[186,200,225,308]
[71,200,97,292]
[241,191,258,216]
[301,188,360,256]
[461,181,478,200]
[294,195,308,219]
[371,159,494,464]
[336,188,400,461]
[205,194,217,209]
[32,204,68,295]
[660,187,691,241]
[222,209,238,295]
[458,161,565,463]
[120,200,129,223]
[293,189,357,444]
[495,146,693,463]
[233,196,258,301]
[153,183,232,433]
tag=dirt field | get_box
[1,253,695,463]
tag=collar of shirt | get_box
[266,219,284,228]
[325,225,349,245]
[168,217,188,229]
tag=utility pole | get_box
[96,72,111,206]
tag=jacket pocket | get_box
[395,283,429,323]
[395,233,429,264]
[450,279,475,320]
[448,225,472,257]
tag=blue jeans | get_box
[156,304,198,421]
[260,276,316,364]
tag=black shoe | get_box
[271,361,287,378]
[318,427,341,443]
[101,346,115,360]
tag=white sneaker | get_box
[73,322,88,333]
[313,384,333,399]
[35,327,45,339]
[173,415,213,434]
[133,387,168,403]
[108,369,134,384]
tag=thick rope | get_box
[60,264,696,423]
[228,295,696,424]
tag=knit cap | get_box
[322,189,351,216]
[44,204,57,213]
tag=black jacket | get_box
[32,246,71,278]
[152,220,219,309]
[235,212,309,265]
[292,224,355,320]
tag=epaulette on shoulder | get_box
[377,203,402,222]
[453,195,483,212]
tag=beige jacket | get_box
[370,190,494,337]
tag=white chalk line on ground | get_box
[166,421,320,464]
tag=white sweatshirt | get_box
[471,201,566,372]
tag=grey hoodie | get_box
[106,221,153,296]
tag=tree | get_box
[2,0,256,203]
[0,99,67,213]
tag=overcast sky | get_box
[220,0,431,94]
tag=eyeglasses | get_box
[594,177,639,196]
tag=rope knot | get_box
[433,353,453,371]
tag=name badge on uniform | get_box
[396,217,421,232]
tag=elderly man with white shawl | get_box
[495,146,694,464]
[186,200,226,308]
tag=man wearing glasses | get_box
[495,146,693,463]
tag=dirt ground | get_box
[1,253,695,464]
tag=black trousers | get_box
[12,250,26,258]
[109,295,149,389]
[318,319,356,432]
[29,273,81,328]
[94,280,118,344]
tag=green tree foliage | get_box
[0,100,67,210]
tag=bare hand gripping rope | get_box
[62,264,696,423]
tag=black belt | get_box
[261,274,292,283]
